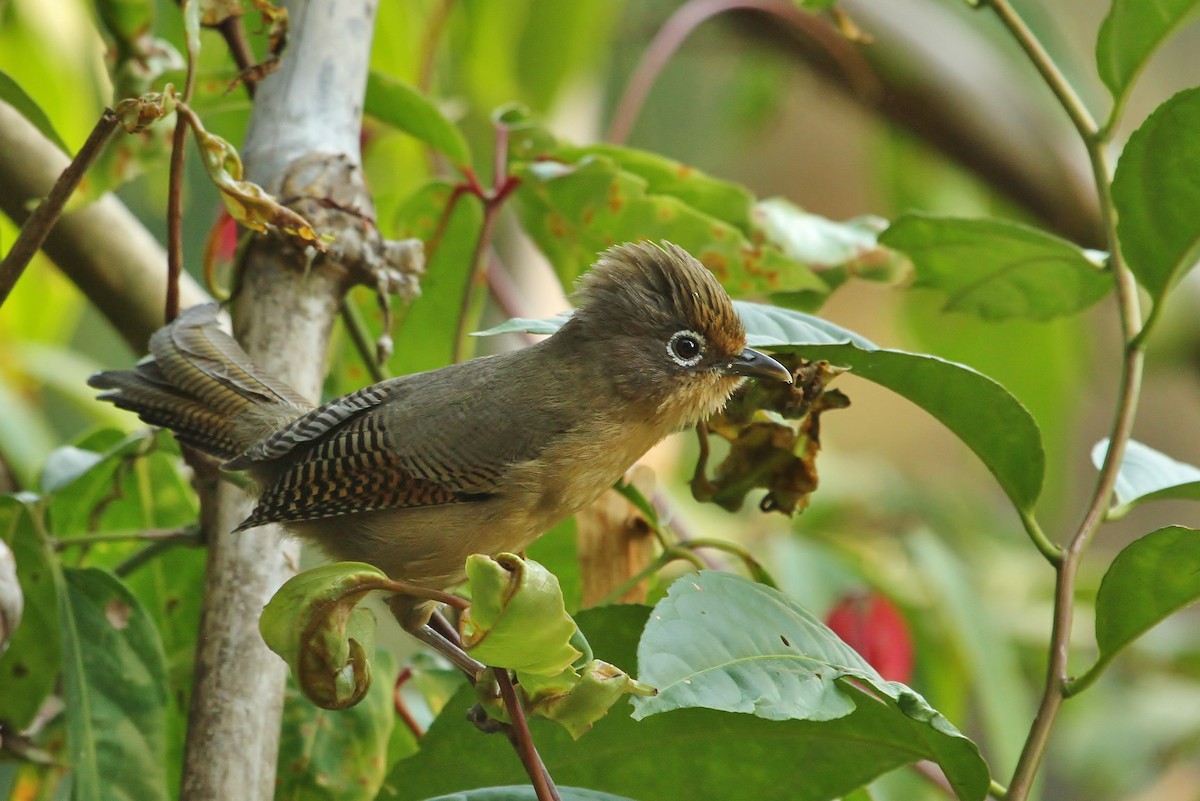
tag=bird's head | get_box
[561,241,792,426]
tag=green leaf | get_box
[632,572,987,800]
[474,302,1043,511]
[460,554,580,675]
[512,156,828,303]
[383,606,988,801]
[1092,438,1200,512]
[391,182,484,374]
[754,198,900,284]
[59,567,169,801]
[880,215,1111,321]
[365,72,471,167]
[277,650,398,801]
[0,70,70,153]
[1096,0,1200,103]
[39,446,104,494]
[417,789,639,801]
[560,144,757,232]
[0,496,60,730]
[1112,87,1200,304]
[1092,526,1200,678]
[633,570,879,721]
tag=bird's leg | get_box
[409,620,486,678]
[383,594,486,679]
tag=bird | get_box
[89,241,792,638]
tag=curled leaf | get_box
[191,124,328,251]
[260,562,390,709]
[459,553,580,675]
[523,659,655,740]
[694,357,849,514]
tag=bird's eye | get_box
[667,329,705,367]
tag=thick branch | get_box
[178,1,380,799]
[0,101,208,350]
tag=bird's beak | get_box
[721,347,793,384]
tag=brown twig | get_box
[451,123,522,363]
[166,8,201,324]
[978,2,1145,799]
[496,670,560,801]
[0,109,120,307]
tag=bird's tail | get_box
[89,304,312,461]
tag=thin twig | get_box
[166,10,200,323]
[340,296,390,382]
[981,2,1145,799]
[606,0,863,144]
[0,109,120,307]
[496,670,561,801]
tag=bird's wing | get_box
[235,350,574,529]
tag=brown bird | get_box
[89,241,791,640]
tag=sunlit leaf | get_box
[1097,0,1200,104]
[460,554,579,675]
[880,215,1111,320]
[0,70,69,153]
[1092,438,1200,512]
[365,72,471,167]
[389,181,483,374]
[1112,88,1200,304]
[512,154,828,304]
[755,198,900,285]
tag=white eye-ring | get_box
[667,329,705,367]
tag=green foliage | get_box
[880,215,1111,321]
[5,2,1200,801]
[59,567,169,801]
[276,651,399,801]
[634,572,988,799]
[1112,86,1200,304]
[1096,0,1200,104]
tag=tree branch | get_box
[0,101,209,350]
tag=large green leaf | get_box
[477,302,1043,511]
[880,215,1111,321]
[0,69,69,153]
[559,144,757,232]
[1085,527,1200,685]
[1112,88,1200,305]
[1096,0,1200,104]
[365,72,471,167]
[632,572,987,800]
[59,567,169,801]
[511,155,828,304]
[389,181,484,373]
[382,606,988,801]
[277,651,398,801]
[0,495,60,730]
[1092,438,1200,514]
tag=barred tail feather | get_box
[89,304,311,460]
